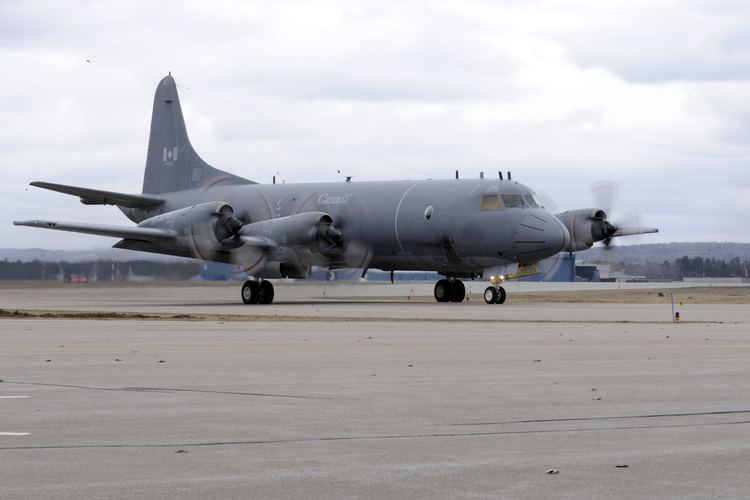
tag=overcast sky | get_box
[2,0,749,250]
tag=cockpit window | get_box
[480,194,502,211]
[523,194,541,208]
[501,193,525,208]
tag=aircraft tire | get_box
[449,279,465,302]
[484,286,498,304]
[434,279,451,303]
[496,286,507,304]
[259,280,274,304]
[241,280,260,304]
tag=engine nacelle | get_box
[139,201,242,250]
[239,212,341,250]
[555,208,614,252]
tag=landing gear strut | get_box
[241,279,274,305]
[483,285,506,304]
[434,278,466,303]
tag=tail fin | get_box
[142,74,255,194]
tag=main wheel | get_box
[484,286,498,304]
[259,280,275,304]
[434,279,451,303]
[495,286,507,304]
[241,280,260,304]
[449,279,466,302]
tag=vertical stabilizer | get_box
[142,75,254,194]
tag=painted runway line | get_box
[0,433,30,436]
[0,395,31,399]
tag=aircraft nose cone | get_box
[513,212,570,263]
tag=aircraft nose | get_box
[512,211,570,263]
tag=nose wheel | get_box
[434,278,466,303]
[241,279,275,304]
[484,285,506,304]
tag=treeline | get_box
[0,259,202,281]
[3,256,748,282]
[610,256,750,280]
[586,243,750,265]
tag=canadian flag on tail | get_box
[163,146,178,165]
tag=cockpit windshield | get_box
[500,193,525,208]
[480,194,502,210]
[523,194,542,208]
[480,189,545,211]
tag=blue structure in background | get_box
[198,261,243,281]
[520,253,577,282]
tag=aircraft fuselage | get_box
[123,178,570,277]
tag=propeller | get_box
[590,181,656,249]
[187,204,266,273]
[321,215,372,277]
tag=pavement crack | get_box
[0,380,330,400]
[450,409,750,426]
[2,419,749,452]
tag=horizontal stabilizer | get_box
[13,219,176,242]
[30,182,164,208]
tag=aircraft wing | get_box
[30,181,164,208]
[13,220,177,242]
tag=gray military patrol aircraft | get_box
[15,75,657,305]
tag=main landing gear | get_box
[434,278,466,303]
[241,279,274,305]
[483,285,506,304]
[434,277,507,304]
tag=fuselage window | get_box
[480,194,501,211]
[501,193,525,208]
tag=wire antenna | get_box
[176,83,438,179]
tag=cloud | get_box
[544,0,750,83]
[2,0,750,250]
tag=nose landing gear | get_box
[434,278,466,303]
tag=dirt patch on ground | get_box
[0,308,332,323]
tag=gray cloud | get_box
[546,1,750,83]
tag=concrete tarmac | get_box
[1,282,750,499]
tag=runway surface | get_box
[2,281,750,499]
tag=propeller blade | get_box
[342,240,373,270]
[591,181,618,217]
[238,236,278,249]
[229,242,267,274]
[611,226,659,238]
